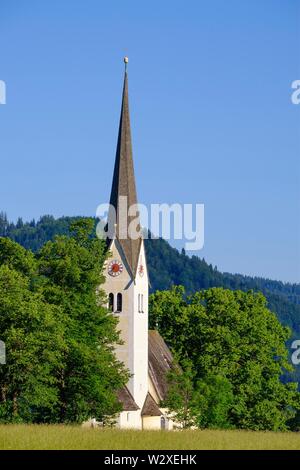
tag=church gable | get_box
[106,238,134,282]
[117,387,139,411]
[141,393,162,417]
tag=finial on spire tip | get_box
[124,56,129,64]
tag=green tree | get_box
[0,224,129,424]
[163,359,196,429]
[0,240,65,423]
[194,374,233,429]
[0,213,9,237]
[164,359,234,429]
[149,286,189,357]
[150,286,300,430]
[0,237,36,276]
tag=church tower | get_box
[103,59,149,416]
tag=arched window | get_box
[141,294,144,313]
[117,293,122,312]
[160,416,166,430]
[108,293,114,312]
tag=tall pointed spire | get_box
[108,58,141,275]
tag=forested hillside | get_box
[146,237,300,339]
[1,212,300,338]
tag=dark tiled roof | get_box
[148,330,174,402]
[141,393,163,417]
[107,71,141,275]
[117,387,139,411]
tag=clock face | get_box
[108,260,123,277]
[138,264,144,277]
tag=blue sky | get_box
[0,0,299,283]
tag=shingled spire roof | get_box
[108,61,141,275]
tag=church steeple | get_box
[103,59,149,414]
[108,58,141,275]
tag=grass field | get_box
[0,425,300,450]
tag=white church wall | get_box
[102,239,149,411]
[132,240,149,408]
[103,239,134,394]
[142,416,162,430]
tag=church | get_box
[102,59,175,430]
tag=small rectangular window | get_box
[108,293,114,312]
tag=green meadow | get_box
[0,426,300,450]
